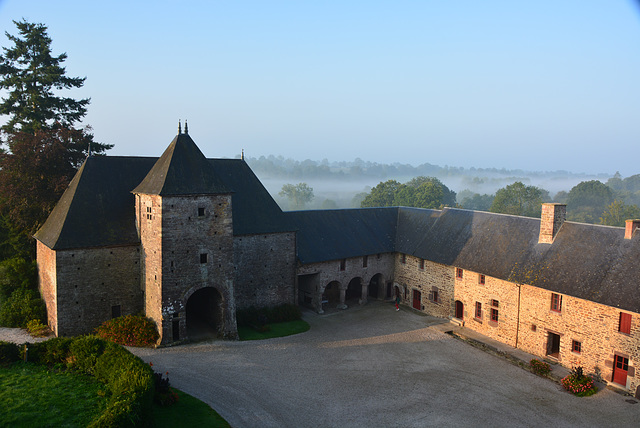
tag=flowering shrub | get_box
[561,366,598,397]
[94,315,159,347]
[529,359,551,376]
[151,362,179,407]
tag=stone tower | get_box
[132,124,238,344]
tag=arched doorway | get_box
[455,300,464,319]
[368,274,384,299]
[345,277,363,302]
[186,287,223,341]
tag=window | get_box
[475,302,482,320]
[572,340,582,354]
[362,256,368,268]
[430,290,439,303]
[456,268,463,279]
[490,299,499,322]
[478,274,485,285]
[198,207,205,217]
[551,293,562,312]
[200,253,208,264]
[146,206,152,220]
[619,312,632,334]
[401,254,406,264]
[340,259,346,271]
[111,305,121,319]
[419,259,425,270]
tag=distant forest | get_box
[245,155,640,227]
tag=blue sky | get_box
[1,1,639,176]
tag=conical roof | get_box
[132,132,231,196]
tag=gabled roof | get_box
[132,133,230,196]
[34,156,156,250]
[294,206,640,314]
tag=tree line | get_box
[0,20,111,327]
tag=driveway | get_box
[131,301,639,427]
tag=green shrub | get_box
[237,303,301,328]
[529,359,551,376]
[26,319,49,337]
[94,315,159,347]
[0,257,37,301]
[0,288,46,327]
[68,336,107,375]
[0,340,20,366]
[24,337,73,366]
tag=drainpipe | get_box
[515,283,522,349]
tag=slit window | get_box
[363,256,368,268]
[456,268,463,279]
[340,259,346,271]
[200,253,208,264]
[198,207,205,217]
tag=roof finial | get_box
[184,119,188,135]
[178,120,182,135]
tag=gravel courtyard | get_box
[129,301,638,427]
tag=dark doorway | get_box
[323,281,341,304]
[455,300,464,319]
[613,355,629,386]
[186,287,223,341]
[546,332,560,358]
[412,290,421,310]
[368,274,384,299]
[386,282,393,299]
[345,278,362,302]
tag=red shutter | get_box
[619,313,632,334]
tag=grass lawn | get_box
[238,319,310,340]
[0,362,107,427]
[153,388,230,427]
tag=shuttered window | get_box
[619,312,632,335]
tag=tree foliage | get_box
[0,19,90,134]
[361,177,455,209]
[489,182,549,218]
[279,183,314,209]
[566,180,614,224]
[458,191,495,212]
[599,200,640,227]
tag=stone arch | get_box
[368,273,385,299]
[345,277,364,303]
[185,286,224,341]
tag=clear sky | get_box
[1,1,639,176]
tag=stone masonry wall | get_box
[36,241,58,335]
[297,253,395,313]
[518,285,640,393]
[53,245,142,337]
[233,232,296,310]
[157,194,237,344]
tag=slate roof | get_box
[292,206,640,314]
[132,133,230,196]
[35,154,291,250]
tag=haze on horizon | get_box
[1,1,639,176]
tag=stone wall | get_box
[36,241,58,335]
[233,232,297,310]
[52,245,142,337]
[518,285,640,393]
[297,253,395,313]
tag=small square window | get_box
[478,274,485,285]
[491,299,499,308]
[200,253,208,264]
[456,268,463,279]
[619,312,632,334]
[551,293,562,312]
[475,302,482,319]
[198,207,205,217]
[111,305,121,319]
[572,340,582,354]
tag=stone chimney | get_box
[539,203,566,244]
[625,219,640,239]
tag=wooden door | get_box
[455,300,463,319]
[613,355,629,386]
[412,290,421,310]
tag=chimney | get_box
[625,219,640,239]
[539,203,566,244]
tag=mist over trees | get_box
[360,177,456,209]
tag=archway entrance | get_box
[345,277,363,302]
[186,287,223,341]
[368,274,384,299]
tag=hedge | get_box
[0,336,154,427]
